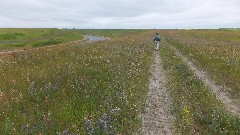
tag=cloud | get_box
[0,0,239,28]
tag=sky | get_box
[0,0,239,29]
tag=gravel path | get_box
[140,51,174,135]
[170,45,240,117]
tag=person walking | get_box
[154,33,161,51]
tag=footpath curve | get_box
[0,35,107,56]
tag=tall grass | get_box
[0,30,152,134]
[160,39,240,134]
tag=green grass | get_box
[73,29,147,38]
[1,29,239,134]
[0,33,25,40]
[160,38,240,134]
[0,28,146,50]
[32,39,64,47]
[0,30,152,134]
[0,28,84,50]
[162,30,240,100]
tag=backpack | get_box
[155,35,160,41]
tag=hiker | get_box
[154,33,161,51]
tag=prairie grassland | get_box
[162,30,240,99]
[160,40,240,134]
[0,28,84,50]
[0,30,152,134]
[73,29,147,38]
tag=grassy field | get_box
[162,29,240,100]
[0,28,84,50]
[160,38,240,134]
[0,30,152,134]
[75,29,147,38]
[0,29,240,134]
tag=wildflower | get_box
[62,129,73,135]
[0,91,5,101]
[182,107,191,125]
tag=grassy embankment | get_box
[160,38,240,134]
[162,30,240,100]
[0,30,152,134]
[0,28,84,50]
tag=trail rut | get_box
[170,45,240,117]
[0,35,107,56]
[140,51,174,135]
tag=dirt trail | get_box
[0,39,87,56]
[170,45,240,117]
[0,35,107,56]
[140,51,174,135]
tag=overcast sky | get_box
[0,0,239,29]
